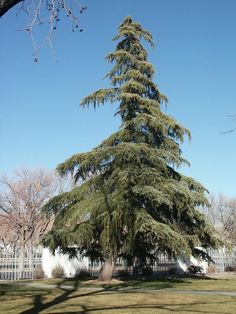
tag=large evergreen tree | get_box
[43,17,219,281]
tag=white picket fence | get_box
[1,246,236,280]
[0,247,42,280]
[207,247,236,272]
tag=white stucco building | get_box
[42,248,89,278]
[176,254,208,274]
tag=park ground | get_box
[1,275,236,313]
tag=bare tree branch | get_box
[1,0,87,61]
[0,0,22,17]
[205,194,236,245]
[0,168,58,250]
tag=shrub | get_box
[34,265,45,279]
[168,266,178,275]
[74,268,91,279]
[132,265,140,275]
[225,265,236,272]
[116,269,130,278]
[187,265,203,274]
[51,265,65,279]
[141,266,153,276]
[207,264,217,273]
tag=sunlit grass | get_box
[1,277,236,313]
[24,275,236,291]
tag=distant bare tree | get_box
[0,215,17,250]
[0,0,87,61]
[0,169,58,277]
[206,194,236,245]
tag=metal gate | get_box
[0,246,42,280]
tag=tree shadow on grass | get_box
[18,278,103,314]
[95,274,208,292]
[83,298,236,314]
[1,275,228,314]
[43,294,236,314]
[5,278,173,313]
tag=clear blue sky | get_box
[1,0,236,197]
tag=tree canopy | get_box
[42,16,220,281]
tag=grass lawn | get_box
[1,276,236,313]
[27,275,236,291]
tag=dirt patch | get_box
[85,278,124,285]
[207,272,236,279]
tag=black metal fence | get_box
[88,253,176,277]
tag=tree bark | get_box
[18,242,25,280]
[98,257,115,281]
[0,0,22,18]
[28,241,34,278]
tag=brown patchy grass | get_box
[27,275,236,291]
[85,278,124,285]
[1,277,236,313]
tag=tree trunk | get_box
[28,241,34,278]
[98,257,115,281]
[18,230,26,280]
[18,242,25,280]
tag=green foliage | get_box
[42,17,220,267]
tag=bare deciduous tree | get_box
[0,215,18,250]
[206,194,236,245]
[0,168,58,277]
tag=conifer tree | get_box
[43,17,219,281]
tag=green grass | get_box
[1,277,236,313]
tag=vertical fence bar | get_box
[0,246,43,281]
[1,246,236,280]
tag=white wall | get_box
[176,255,208,273]
[176,248,209,274]
[42,248,89,278]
